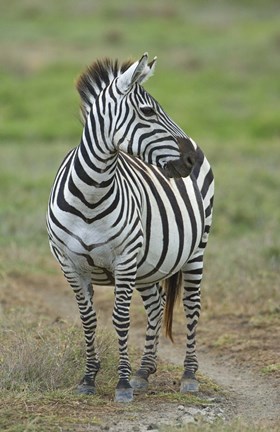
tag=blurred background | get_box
[0,0,279,319]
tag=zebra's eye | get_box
[140,106,156,117]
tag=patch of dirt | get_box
[197,313,280,377]
[1,271,279,430]
[158,337,280,428]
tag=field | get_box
[0,0,280,431]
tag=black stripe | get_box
[174,178,198,258]
[151,166,185,273]
[201,167,214,199]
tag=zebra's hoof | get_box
[77,376,96,395]
[76,383,96,395]
[180,378,199,393]
[115,387,134,403]
[130,375,149,392]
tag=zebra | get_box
[46,53,214,403]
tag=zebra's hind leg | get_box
[180,252,204,393]
[130,283,165,393]
[65,272,100,395]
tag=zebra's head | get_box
[77,53,197,178]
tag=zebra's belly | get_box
[53,216,201,288]
[85,225,200,287]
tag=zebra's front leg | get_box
[113,262,137,403]
[181,254,204,393]
[130,283,165,392]
[66,274,100,395]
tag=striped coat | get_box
[47,53,214,402]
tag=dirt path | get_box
[6,274,279,429]
[198,350,279,424]
[158,337,280,426]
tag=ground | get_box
[0,271,279,431]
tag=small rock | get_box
[147,424,159,430]
[181,414,195,425]
[185,407,201,416]
[203,407,212,413]
[210,396,223,403]
[177,405,185,411]
[216,407,224,414]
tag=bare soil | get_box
[1,271,279,430]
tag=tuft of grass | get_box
[0,316,83,392]
[248,311,280,329]
[261,363,280,375]
[0,309,122,430]
[212,334,236,348]
[142,360,222,404]
[0,310,118,395]
[196,372,222,395]
[263,245,280,269]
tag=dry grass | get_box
[0,307,222,432]
[0,310,118,394]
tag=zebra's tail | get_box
[162,271,183,342]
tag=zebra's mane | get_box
[76,58,133,123]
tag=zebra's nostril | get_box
[184,152,196,167]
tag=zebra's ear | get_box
[138,56,157,84]
[118,53,150,93]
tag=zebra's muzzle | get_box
[164,137,197,178]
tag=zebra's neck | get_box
[71,113,118,204]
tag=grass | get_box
[0,312,215,402]
[261,363,280,375]
[0,309,126,430]
[1,1,279,143]
[0,311,104,430]
[0,310,118,394]
[0,309,221,431]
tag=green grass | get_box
[0,0,279,142]
[261,363,280,374]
